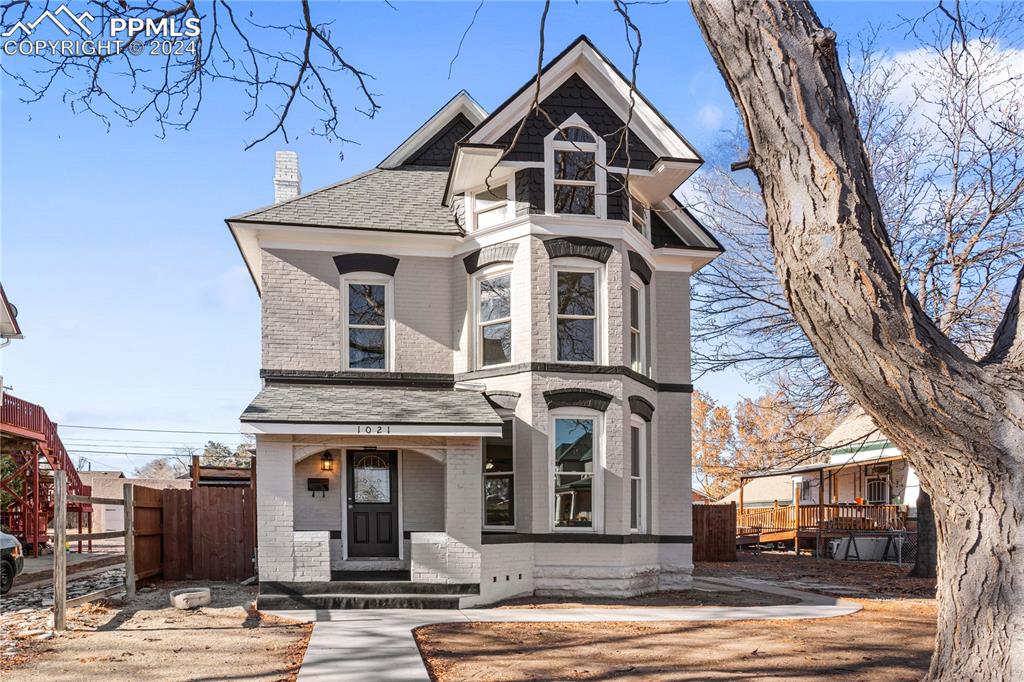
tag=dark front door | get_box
[346,451,399,558]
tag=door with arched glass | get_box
[346,450,399,557]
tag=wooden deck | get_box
[736,503,907,546]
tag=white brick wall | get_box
[256,436,296,581]
[402,451,444,532]
[293,531,331,581]
[653,270,691,384]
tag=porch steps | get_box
[256,579,480,610]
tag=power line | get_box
[65,448,253,458]
[60,424,243,435]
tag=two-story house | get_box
[229,36,722,609]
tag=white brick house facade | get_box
[229,36,721,608]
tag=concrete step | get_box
[331,569,410,581]
[256,591,465,610]
[261,580,479,596]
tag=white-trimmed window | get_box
[475,268,513,368]
[551,410,602,531]
[629,417,647,533]
[483,418,515,528]
[629,195,651,239]
[341,274,393,371]
[553,261,602,364]
[629,275,646,373]
[545,116,606,218]
[469,179,514,231]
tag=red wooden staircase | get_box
[1,393,92,556]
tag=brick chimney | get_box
[274,151,301,203]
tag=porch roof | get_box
[239,383,504,436]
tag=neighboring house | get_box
[0,283,24,398]
[692,488,714,504]
[78,471,191,533]
[229,36,722,607]
[725,409,918,550]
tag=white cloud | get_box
[697,103,724,131]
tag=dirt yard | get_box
[490,587,799,609]
[416,553,938,681]
[1,582,310,682]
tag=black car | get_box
[1,531,25,594]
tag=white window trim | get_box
[482,415,516,531]
[544,114,607,219]
[340,272,395,372]
[467,175,517,232]
[629,273,647,375]
[549,408,604,533]
[628,194,651,240]
[551,258,605,365]
[472,265,514,370]
[629,415,647,533]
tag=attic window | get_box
[471,182,511,230]
[545,118,606,218]
[629,196,651,239]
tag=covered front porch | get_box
[241,382,504,606]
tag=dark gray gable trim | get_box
[333,253,400,276]
[543,388,613,412]
[484,390,521,410]
[463,243,519,274]
[544,237,613,263]
[627,251,653,284]
[628,395,655,422]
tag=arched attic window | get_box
[544,116,607,218]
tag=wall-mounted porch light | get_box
[320,452,334,472]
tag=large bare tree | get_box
[690,1,1023,679]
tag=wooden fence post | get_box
[53,470,67,631]
[123,483,135,600]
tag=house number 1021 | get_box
[355,425,391,434]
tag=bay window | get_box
[552,415,599,530]
[630,418,646,532]
[629,275,646,373]
[476,270,513,367]
[483,419,515,528]
[554,265,601,363]
[470,182,511,231]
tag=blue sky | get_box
[0,1,927,474]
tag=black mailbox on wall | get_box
[308,478,329,497]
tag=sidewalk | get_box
[266,578,862,681]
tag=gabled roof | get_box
[0,284,23,339]
[228,168,461,235]
[463,35,701,162]
[378,91,487,169]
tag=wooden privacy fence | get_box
[54,471,153,630]
[162,486,255,581]
[693,502,737,562]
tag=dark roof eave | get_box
[227,217,464,237]
[240,418,503,426]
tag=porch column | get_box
[443,437,483,584]
[255,435,295,582]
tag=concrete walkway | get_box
[266,577,862,682]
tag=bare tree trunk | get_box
[690,2,1024,680]
[911,488,937,579]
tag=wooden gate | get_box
[162,486,255,581]
[693,502,737,562]
[133,485,164,581]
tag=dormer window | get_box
[469,179,514,231]
[544,117,606,218]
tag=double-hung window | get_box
[554,265,600,363]
[552,415,599,530]
[629,418,646,532]
[470,182,511,231]
[343,276,391,370]
[476,270,512,367]
[483,419,515,528]
[545,118,605,218]
[866,477,889,505]
[629,275,646,373]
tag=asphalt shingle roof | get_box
[229,168,462,235]
[241,383,503,425]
